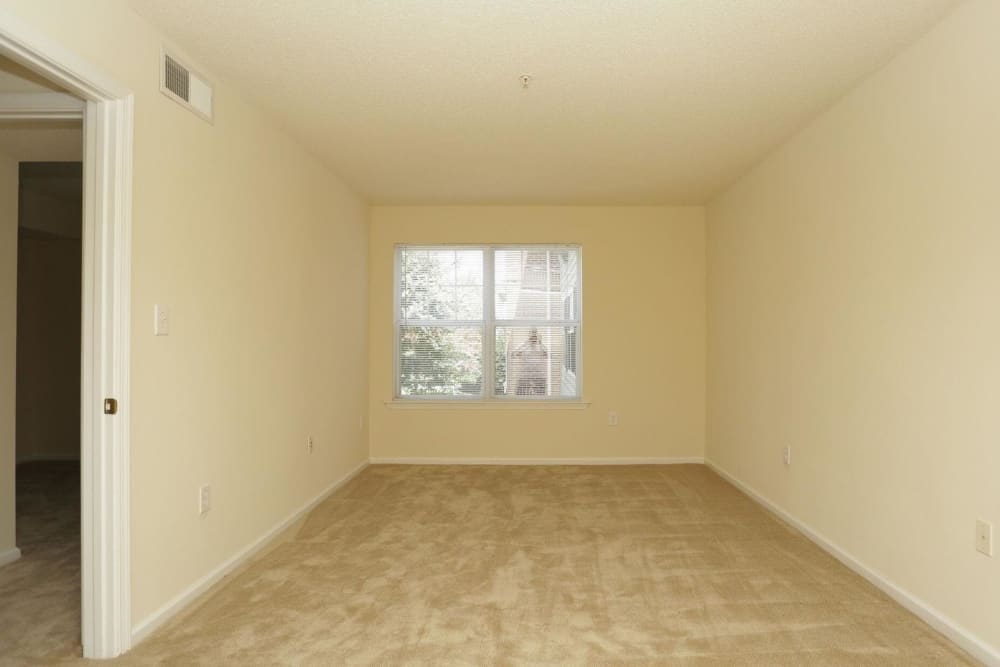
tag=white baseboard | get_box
[369,456,705,465]
[15,453,81,464]
[0,547,21,568]
[704,459,999,667]
[131,459,369,645]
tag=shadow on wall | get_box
[16,162,82,463]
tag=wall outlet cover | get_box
[976,519,993,557]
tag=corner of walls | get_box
[0,0,375,636]
[703,0,1000,659]
[704,458,1000,667]
[131,457,369,645]
[0,154,18,558]
[363,203,374,462]
[367,205,707,462]
[697,204,709,463]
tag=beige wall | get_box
[707,0,999,654]
[369,206,705,461]
[0,0,369,626]
[0,154,16,560]
[16,234,81,462]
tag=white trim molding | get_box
[370,457,705,465]
[705,459,1000,667]
[0,7,133,660]
[384,400,591,410]
[393,244,584,404]
[131,460,370,646]
[0,91,84,119]
[0,547,21,568]
[0,11,128,99]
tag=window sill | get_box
[383,400,591,410]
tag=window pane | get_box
[494,248,580,321]
[401,248,483,321]
[494,326,578,398]
[399,326,482,397]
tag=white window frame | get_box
[394,244,583,402]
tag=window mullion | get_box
[482,247,495,399]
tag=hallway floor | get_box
[0,461,81,663]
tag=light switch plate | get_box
[199,484,211,516]
[154,304,170,336]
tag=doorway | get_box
[0,14,135,658]
[11,157,84,658]
[0,55,85,659]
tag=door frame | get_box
[0,10,134,659]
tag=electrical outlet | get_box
[307,435,314,454]
[608,411,618,426]
[782,447,791,466]
[199,484,211,516]
[976,520,993,557]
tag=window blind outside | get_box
[397,245,582,400]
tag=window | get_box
[396,245,582,400]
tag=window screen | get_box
[396,245,582,400]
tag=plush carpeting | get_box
[0,464,976,665]
[113,464,972,665]
[0,461,82,664]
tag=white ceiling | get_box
[131,0,959,204]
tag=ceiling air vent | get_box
[160,50,213,123]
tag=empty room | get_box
[0,0,997,664]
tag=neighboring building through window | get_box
[396,245,582,400]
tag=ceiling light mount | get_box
[519,74,533,89]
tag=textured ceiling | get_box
[131,0,959,204]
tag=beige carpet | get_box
[2,464,976,665]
